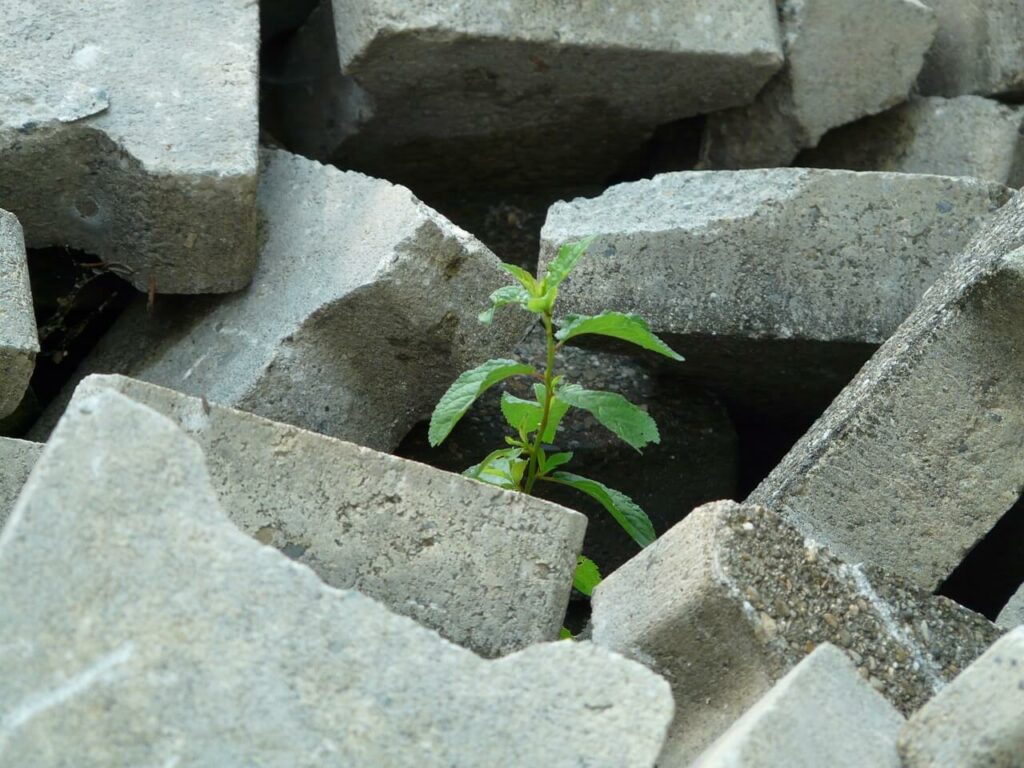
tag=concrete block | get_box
[0,389,674,766]
[802,96,1024,187]
[276,0,783,188]
[591,501,1000,765]
[701,0,935,169]
[34,149,531,451]
[751,192,1024,590]
[693,644,904,768]
[0,0,258,294]
[997,585,1024,629]
[918,0,1024,98]
[899,627,1024,767]
[0,210,36,418]
[72,373,585,657]
[0,437,41,529]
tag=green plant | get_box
[428,238,683,600]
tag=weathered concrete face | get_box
[277,0,783,188]
[32,149,532,451]
[591,501,1000,766]
[0,211,36,418]
[918,0,1024,98]
[700,0,936,169]
[71,373,585,657]
[0,0,258,294]
[750,194,1024,591]
[898,627,1024,768]
[694,644,904,768]
[802,96,1024,187]
[997,586,1024,629]
[0,437,40,528]
[0,390,674,766]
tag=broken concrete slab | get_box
[899,627,1024,767]
[750,192,1024,590]
[0,389,674,766]
[591,501,1000,765]
[0,210,37,419]
[801,96,1024,187]
[918,0,1024,98]
[72,373,585,657]
[700,0,936,169]
[275,0,783,188]
[0,437,40,530]
[693,644,904,768]
[997,586,1024,629]
[0,0,259,294]
[33,149,531,451]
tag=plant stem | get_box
[524,312,557,493]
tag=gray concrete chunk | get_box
[0,437,40,529]
[997,585,1024,629]
[802,96,1024,187]
[899,627,1024,767]
[701,0,935,169]
[0,0,259,294]
[0,211,36,418]
[591,501,999,766]
[693,644,904,768]
[0,390,674,767]
[72,373,585,657]
[750,192,1024,590]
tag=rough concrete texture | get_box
[0,0,258,294]
[71,373,585,657]
[802,96,1024,187]
[276,0,783,188]
[33,149,531,450]
[591,501,1000,766]
[693,644,904,768]
[0,390,674,767]
[0,437,41,529]
[997,586,1024,629]
[540,170,1012,417]
[899,627,1024,767]
[918,0,1024,98]
[700,0,936,169]
[750,192,1024,590]
[0,210,37,418]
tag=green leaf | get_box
[545,471,656,547]
[556,312,683,361]
[464,449,527,490]
[573,555,602,597]
[429,360,536,446]
[544,236,595,289]
[542,451,574,473]
[499,263,539,294]
[533,384,569,443]
[479,285,530,325]
[559,627,574,640]
[555,384,659,451]
[500,392,543,434]
[463,447,521,480]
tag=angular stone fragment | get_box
[997,585,1024,629]
[0,0,258,294]
[700,0,936,168]
[750,193,1024,590]
[276,0,783,188]
[35,149,530,451]
[898,627,1024,767]
[693,645,904,768]
[0,211,36,418]
[591,501,1000,765]
[802,96,1024,187]
[0,390,673,766]
[0,437,40,529]
[918,0,1024,98]
[71,373,584,657]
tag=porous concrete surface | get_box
[898,627,1024,767]
[0,0,258,294]
[997,585,1024,629]
[32,149,532,450]
[0,436,41,528]
[277,0,783,187]
[693,644,904,768]
[802,96,1024,187]
[700,0,936,168]
[591,501,1000,766]
[72,373,585,657]
[0,389,674,767]
[751,192,1024,590]
[0,210,37,418]
[918,0,1024,98]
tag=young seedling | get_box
[428,238,683,603]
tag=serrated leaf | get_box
[463,447,522,480]
[500,392,543,434]
[479,285,530,325]
[532,384,569,443]
[556,384,659,451]
[542,451,573,473]
[573,555,602,597]
[429,360,536,446]
[556,312,683,361]
[546,471,655,547]
[544,236,595,289]
[499,262,539,294]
